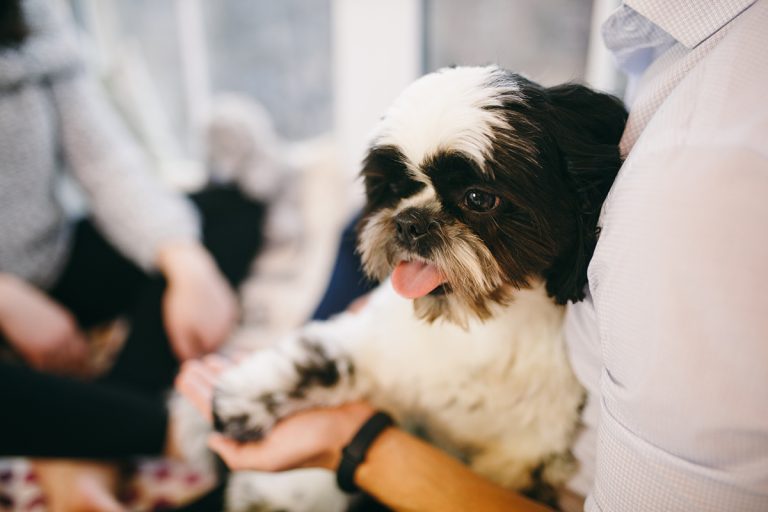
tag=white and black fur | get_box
[208,65,626,511]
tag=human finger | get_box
[175,362,216,420]
[201,353,233,375]
[175,369,213,411]
[177,360,216,392]
[182,357,220,387]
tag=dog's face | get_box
[357,66,627,324]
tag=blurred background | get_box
[67,0,621,183]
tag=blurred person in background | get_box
[0,0,265,509]
[179,0,768,511]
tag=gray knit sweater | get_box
[0,0,200,288]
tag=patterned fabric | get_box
[0,0,200,288]
[601,5,677,102]
[0,458,214,512]
[565,1,768,510]
[626,0,757,48]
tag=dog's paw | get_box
[211,390,274,443]
[211,356,288,442]
[211,334,357,443]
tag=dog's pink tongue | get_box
[391,261,446,299]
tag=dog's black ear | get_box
[543,84,627,304]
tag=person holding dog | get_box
[178,1,768,511]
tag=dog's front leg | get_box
[212,326,361,442]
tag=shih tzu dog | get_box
[208,65,626,511]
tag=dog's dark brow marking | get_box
[362,144,426,214]
[361,144,409,179]
[422,151,492,222]
[423,151,485,182]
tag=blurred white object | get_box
[226,470,347,512]
[207,95,285,197]
[206,93,304,247]
[585,0,622,93]
[332,0,422,188]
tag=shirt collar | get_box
[625,0,756,48]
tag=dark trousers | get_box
[0,187,265,458]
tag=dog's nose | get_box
[395,208,432,247]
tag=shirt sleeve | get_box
[50,65,201,271]
[585,146,768,511]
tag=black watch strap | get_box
[336,411,394,493]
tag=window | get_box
[425,0,594,85]
[70,0,609,168]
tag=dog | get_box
[209,65,627,511]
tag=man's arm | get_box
[357,427,551,512]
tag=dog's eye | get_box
[463,190,500,212]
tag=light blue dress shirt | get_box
[564,1,768,511]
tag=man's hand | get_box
[157,241,238,360]
[0,273,89,376]
[175,355,375,472]
[208,402,375,472]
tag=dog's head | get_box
[357,66,627,324]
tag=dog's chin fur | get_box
[411,285,513,326]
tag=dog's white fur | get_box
[376,66,512,171]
